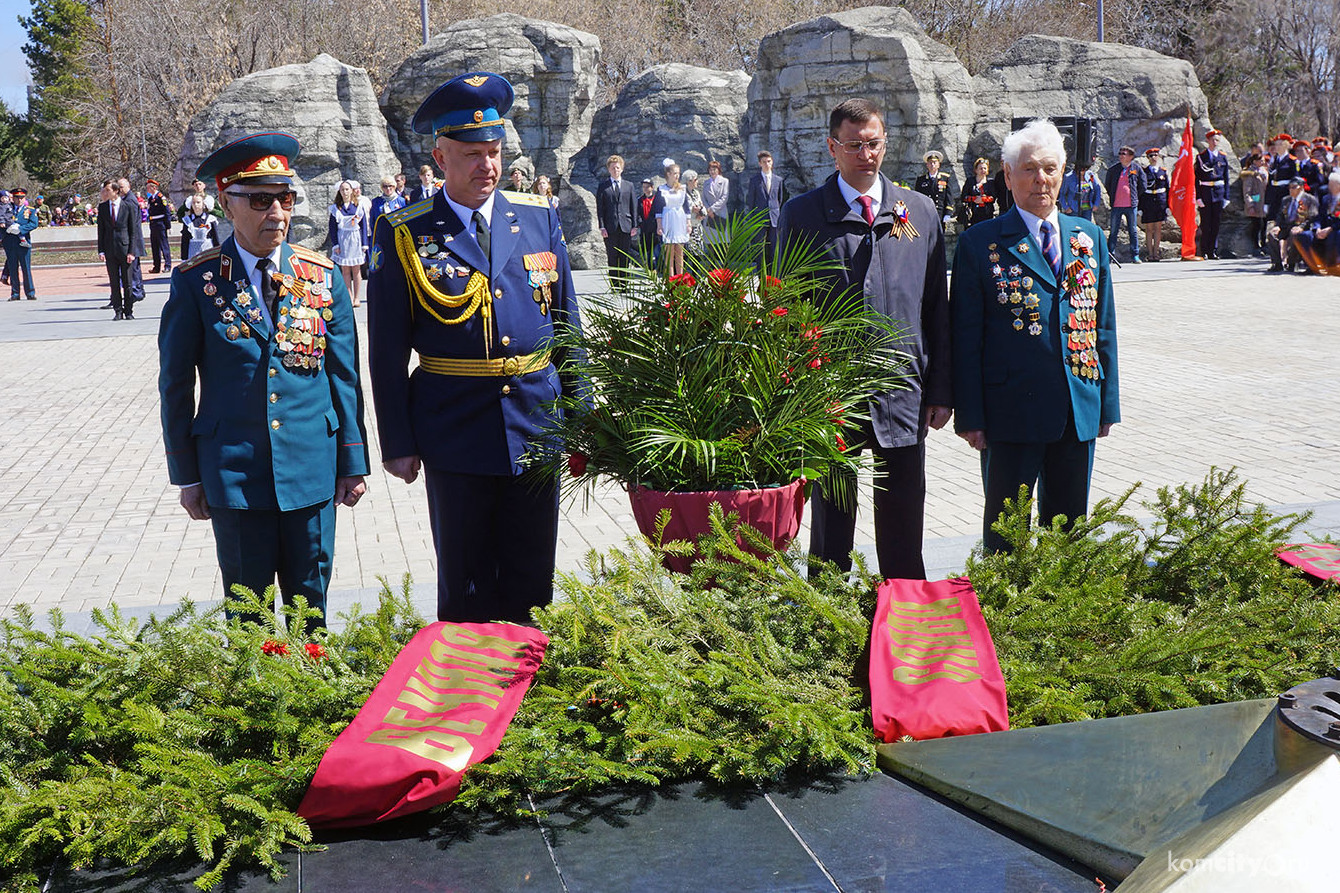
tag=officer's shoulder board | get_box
[291,244,334,269]
[501,190,550,209]
[385,197,434,229]
[178,246,221,272]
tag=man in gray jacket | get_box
[777,97,952,580]
[701,160,730,247]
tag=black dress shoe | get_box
[114,310,124,320]
[25,294,35,300]
[6,295,18,302]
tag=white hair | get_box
[1002,119,1067,170]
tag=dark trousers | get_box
[210,499,335,630]
[809,441,927,580]
[105,257,134,311]
[424,468,559,623]
[979,416,1095,554]
[1198,200,1223,257]
[604,228,634,291]
[149,220,172,271]
[5,243,34,297]
[637,230,658,268]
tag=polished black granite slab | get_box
[45,773,1099,892]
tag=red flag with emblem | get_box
[1169,118,1199,258]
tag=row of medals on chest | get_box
[416,236,558,313]
[989,242,1101,378]
[205,269,332,369]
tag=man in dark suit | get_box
[746,150,785,260]
[595,154,636,292]
[97,179,145,320]
[158,132,370,629]
[1266,177,1319,272]
[777,98,952,580]
[952,119,1120,554]
[409,164,439,204]
[368,71,584,624]
[1194,129,1230,259]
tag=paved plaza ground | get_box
[0,258,1336,626]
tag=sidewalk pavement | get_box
[0,258,1336,629]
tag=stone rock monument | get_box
[379,14,601,266]
[748,7,977,193]
[172,53,401,247]
[969,34,1214,169]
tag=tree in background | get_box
[19,0,96,187]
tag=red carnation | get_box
[261,640,290,657]
[763,275,784,291]
[567,452,589,477]
[304,643,327,661]
[770,306,788,317]
[668,272,696,289]
[836,433,848,452]
[707,268,735,289]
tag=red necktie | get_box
[857,195,875,226]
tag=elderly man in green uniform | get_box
[3,188,40,300]
[952,119,1120,553]
[367,72,583,624]
[158,133,370,627]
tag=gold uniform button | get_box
[271,419,281,429]
[501,385,511,396]
[269,393,279,403]
[268,367,277,378]
[501,335,511,347]
[494,288,503,298]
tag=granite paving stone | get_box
[0,261,1336,620]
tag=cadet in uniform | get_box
[1139,148,1169,261]
[914,150,953,230]
[367,72,584,624]
[4,188,39,300]
[158,133,370,628]
[145,179,174,273]
[1194,129,1230,259]
[1265,133,1297,223]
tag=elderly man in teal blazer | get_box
[158,132,370,626]
[951,119,1120,553]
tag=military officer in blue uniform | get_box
[951,119,1120,554]
[1194,129,1231,259]
[4,187,40,300]
[367,72,583,624]
[158,132,370,627]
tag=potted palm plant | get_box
[527,214,910,571]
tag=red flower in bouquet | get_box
[667,272,696,291]
[770,306,788,317]
[261,640,290,657]
[707,268,736,291]
[762,275,784,295]
[304,643,327,661]
[567,452,589,478]
[836,433,848,452]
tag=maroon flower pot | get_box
[628,480,807,574]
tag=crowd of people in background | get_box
[911,130,1336,275]
[5,126,1337,296]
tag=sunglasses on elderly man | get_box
[229,190,298,211]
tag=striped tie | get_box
[1040,220,1062,278]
